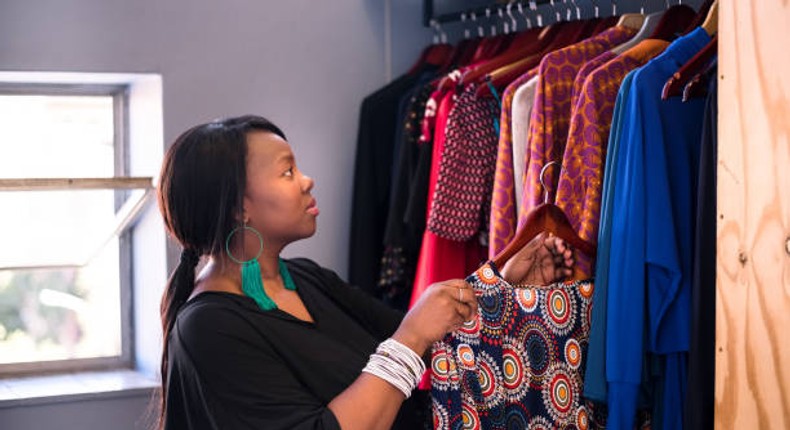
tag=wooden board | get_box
[716,1,790,428]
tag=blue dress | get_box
[605,27,711,430]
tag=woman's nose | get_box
[302,174,314,193]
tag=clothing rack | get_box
[423,0,561,27]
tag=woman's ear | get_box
[241,200,250,224]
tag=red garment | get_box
[410,90,486,310]
[410,88,486,390]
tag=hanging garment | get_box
[489,23,597,250]
[410,86,487,389]
[426,84,500,242]
[555,39,670,278]
[431,262,596,429]
[571,40,670,403]
[488,69,539,259]
[517,26,637,230]
[379,82,436,310]
[511,75,539,211]
[511,25,632,217]
[605,27,711,430]
[569,51,617,114]
[684,64,717,430]
[348,69,432,296]
[389,71,439,207]
[410,83,485,310]
[440,20,620,249]
[481,20,602,236]
[583,68,638,403]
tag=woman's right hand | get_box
[328,281,477,430]
[391,279,478,356]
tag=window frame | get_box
[0,83,151,377]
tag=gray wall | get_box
[0,0,391,278]
[0,392,156,430]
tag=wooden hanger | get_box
[617,13,646,31]
[648,4,696,41]
[684,0,717,35]
[661,35,717,100]
[590,15,620,35]
[425,44,455,69]
[437,39,469,74]
[406,43,454,76]
[682,59,716,102]
[456,24,562,91]
[475,54,540,98]
[493,162,595,270]
[435,22,563,95]
[610,10,665,55]
[701,0,718,37]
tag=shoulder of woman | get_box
[178,293,245,324]
[173,295,274,353]
[283,258,366,308]
[283,257,344,286]
[282,257,321,272]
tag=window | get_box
[0,84,153,375]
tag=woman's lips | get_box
[306,198,319,216]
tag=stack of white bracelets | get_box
[361,338,426,398]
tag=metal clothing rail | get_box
[423,0,556,27]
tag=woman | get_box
[157,115,574,430]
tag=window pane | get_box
[0,89,128,368]
[0,188,144,365]
[0,94,114,179]
[0,237,121,364]
[0,190,121,267]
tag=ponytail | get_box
[158,248,200,428]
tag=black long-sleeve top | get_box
[164,258,427,429]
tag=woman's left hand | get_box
[499,233,575,286]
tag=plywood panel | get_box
[716,1,790,429]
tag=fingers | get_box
[458,288,478,320]
[435,280,478,323]
[553,236,566,254]
[547,236,574,268]
[553,253,574,273]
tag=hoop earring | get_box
[225,224,277,311]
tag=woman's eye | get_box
[284,167,294,177]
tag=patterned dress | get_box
[431,262,595,429]
[555,39,670,279]
[518,26,636,231]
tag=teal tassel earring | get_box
[226,224,296,311]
